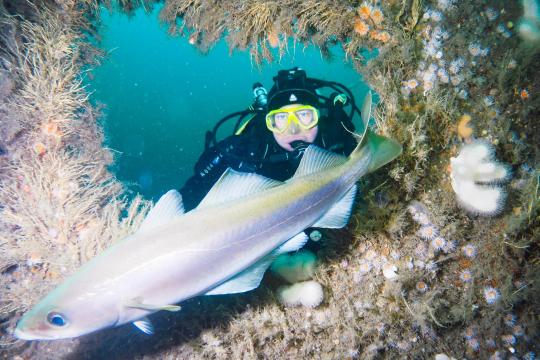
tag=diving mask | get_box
[265,105,319,134]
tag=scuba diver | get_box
[180,67,361,211]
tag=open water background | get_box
[89,4,369,201]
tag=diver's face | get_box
[270,104,319,151]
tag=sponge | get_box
[277,280,324,308]
[270,250,317,283]
[450,140,509,215]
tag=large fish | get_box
[14,119,401,340]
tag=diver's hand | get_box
[290,140,310,152]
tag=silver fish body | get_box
[15,130,401,340]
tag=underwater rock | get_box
[450,140,510,215]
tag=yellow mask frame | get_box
[265,105,319,134]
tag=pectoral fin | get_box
[205,254,275,295]
[205,232,309,296]
[312,185,357,228]
[125,297,181,312]
[133,317,154,335]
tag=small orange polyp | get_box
[370,8,384,24]
[34,142,46,155]
[42,122,62,138]
[457,114,473,140]
[354,18,369,36]
[358,3,372,19]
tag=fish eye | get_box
[47,311,67,327]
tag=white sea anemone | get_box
[358,258,372,273]
[413,212,430,225]
[449,57,465,74]
[463,326,476,339]
[459,269,473,283]
[483,286,501,304]
[436,0,456,10]
[431,10,443,22]
[418,224,438,240]
[462,243,477,258]
[485,7,499,21]
[443,239,456,253]
[468,42,482,56]
[451,75,464,86]
[466,338,480,351]
[450,140,510,215]
[277,280,324,308]
[431,236,447,251]
[504,313,516,327]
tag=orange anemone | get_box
[354,18,370,36]
[358,3,372,19]
[370,30,390,43]
[370,8,384,24]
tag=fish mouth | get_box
[14,327,40,341]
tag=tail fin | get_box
[350,130,402,173]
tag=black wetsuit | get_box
[180,101,358,211]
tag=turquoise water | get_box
[90,5,369,201]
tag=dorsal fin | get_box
[197,169,282,209]
[139,190,184,232]
[292,146,347,178]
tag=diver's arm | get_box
[179,135,252,211]
[179,143,229,211]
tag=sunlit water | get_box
[89,4,369,201]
